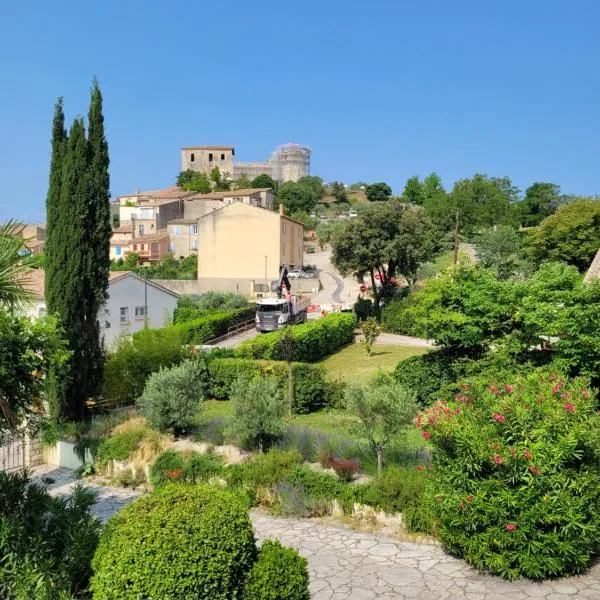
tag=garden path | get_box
[34,465,600,600]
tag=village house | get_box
[195,202,304,295]
[167,219,199,259]
[182,188,275,219]
[23,269,179,348]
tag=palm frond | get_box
[0,220,36,310]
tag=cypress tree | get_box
[87,79,111,394]
[45,98,67,310]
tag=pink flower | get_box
[493,455,503,465]
[564,403,575,413]
[492,413,506,423]
[524,448,532,460]
[454,408,461,415]
[504,384,514,393]
[422,431,431,440]
[466,495,474,503]
[489,385,500,395]
[529,465,542,475]
[552,385,561,394]
[416,465,425,472]
[560,392,570,400]
[505,523,517,532]
[415,415,422,429]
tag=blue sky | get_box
[1,0,599,221]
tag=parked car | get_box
[288,270,302,278]
[300,270,317,278]
[348,210,358,218]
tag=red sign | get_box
[360,285,367,293]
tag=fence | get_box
[0,434,43,473]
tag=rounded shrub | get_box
[419,372,600,580]
[148,450,185,486]
[150,450,223,487]
[91,484,256,599]
[242,540,310,600]
[183,451,223,482]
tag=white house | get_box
[23,270,179,348]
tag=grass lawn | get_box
[318,343,428,384]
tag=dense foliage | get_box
[242,540,310,600]
[45,83,111,419]
[139,359,207,434]
[149,450,223,487]
[91,485,257,599]
[276,176,324,214]
[0,313,70,439]
[0,471,100,599]
[420,373,600,580]
[174,292,249,323]
[208,358,336,413]
[231,376,286,452]
[237,313,356,362]
[111,254,198,280]
[365,182,392,202]
[103,327,186,405]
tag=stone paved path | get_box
[34,466,600,599]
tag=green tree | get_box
[402,176,424,205]
[473,225,523,279]
[177,170,212,193]
[359,317,381,356]
[346,379,417,473]
[329,181,348,203]
[87,79,112,396]
[44,97,67,316]
[233,174,252,190]
[518,182,561,227]
[231,375,286,452]
[365,182,392,202]
[251,173,278,191]
[0,221,34,310]
[525,199,600,271]
[277,176,324,214]
[0,314,70,441]
[332,201,435,307]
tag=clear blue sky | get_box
[1,0,599,221]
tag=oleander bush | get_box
[139,359,207,434]
[237,313,356,362]
[419,372,600,580]
[0,471,100,599]
[242,540,310,600]
[91,485,257,599]
[208,357,337,413]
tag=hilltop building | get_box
[181,143,310,183]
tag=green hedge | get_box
[91,485,256,599]
[134,306,256,347]
[208,358,337,413]
[237,313,356,362]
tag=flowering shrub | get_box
[330,456,360,482]
[419,372,600,580]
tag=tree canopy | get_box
[365,182,392,202]
[525,199,600,271]
[176,170,212,193]
[251,173,278,190]
[277,176,324,214]
[517,182,562,227]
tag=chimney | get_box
[279,203,284,216]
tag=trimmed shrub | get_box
[208,357,337,413]
[237,313,356,362]
[0,471,100,599]
[149,450,223,487]
[174,292,249,324]
[381,293,424,336]
[139,359,207,434]
[242,540,310,600]
[393,348,471,405]
[91,485,256,599]
[103,327,186,405]
[420,372,600,580]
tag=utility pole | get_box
[453,212,460,266]
[264,255,268,291]
[144,270,148,329]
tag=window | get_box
[133,244,137,251]
[174,226,180,235]
[168,242,174,252]
[221,153,225,160]
[192,239,199,249]
[120,307,129,324]
[190,152,195,162]
[138,224,144,235]
[209,153,213,162]
[115,245,122,256]
[190,224,198,234]
[135,306,145,319]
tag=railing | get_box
[202,319,256,346]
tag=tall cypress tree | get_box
[45,98,67,310]
[87,79,111,394]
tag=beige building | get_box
[196,203,304,294]
[183,188,274,220]
[110,222,170,264]
[167,219,199,259]
[180,146,234,175]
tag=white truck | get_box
[254,266,309,332]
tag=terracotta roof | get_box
[181,145,234,151]
[584,249,600,284]
[113,221,133,234]
[21,270,179,301]
[168,218,199,225]
[196,202,305,228]
[133,231,169,243]
[118,186,196,203]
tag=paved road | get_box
[35,466,600,600]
